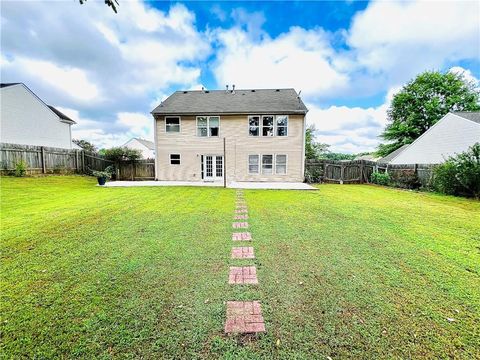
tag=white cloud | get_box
[16,58,100,102]
[449,66,479,86]
[213,26,349,99]
[306,101,388,153]
[347,0,480,76]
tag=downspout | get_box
[153,114,158,180]
[223,137,227,188]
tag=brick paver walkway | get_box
[232,232,252,241]
[225,191,266,334]
[225,301,266,333]
[232,222,249,229]
[229,266,258,284]
[231,246,255,259]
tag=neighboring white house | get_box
[0,83,76,149]
[122,137,155,159]
[389,112,480,164]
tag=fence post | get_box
[340,165,344,185]
[82,151,85,173]
[41,146,46,174]
[75,150,79,173]
[131,161,134,181]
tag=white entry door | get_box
[204,155,223,181]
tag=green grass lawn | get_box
[1,176,479,359]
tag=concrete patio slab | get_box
[102,180,316,190]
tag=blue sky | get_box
[1,0,479,152]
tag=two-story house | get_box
[151,88,308,183]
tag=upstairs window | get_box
[249,116,260,136]
[165,117,180,133]
[276,115,288,136]
[197,116,220,137]
[262,116,274,136]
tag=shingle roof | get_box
[378,144,410,164]
[48,105,76,124]
[135,138,154,150]
[453,111,480,124]
[0,83,21,88]
[152,88,308,115]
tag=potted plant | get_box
[92,169,112,186]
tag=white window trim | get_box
[247,154,261,175]
[275,115,289,137]
[169,153,181,165]
[196,116,221,137]
[261,154,274,175]
[165,116,181,134]
[275,154,288,175]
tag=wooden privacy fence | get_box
[306,160,376,184]
[0,143,114,175]
[117,159,155,180]
[305,159,434,186]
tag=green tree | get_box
[79,0,118,13]
[305,125,330,160]
[377,70,480,157]
[101,147,142,162]
[73,139,97,153]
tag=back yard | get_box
[1,176,479,359]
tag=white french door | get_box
[204,155,223,181]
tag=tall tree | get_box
[79,0,118,13]
[377,70,480,156]
[305,125,330,160]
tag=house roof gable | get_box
[152,88,308,115]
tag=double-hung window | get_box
[249,116,260,136]
[165,117,180,133]
[276,115,288,136]
[248,155,260,174]
[197,116,220,137]
[262,116,274,136]
[261,155,273,174]
[275,154,287,174]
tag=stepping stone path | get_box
[232,222,249,229]
[224,301,266,333]
[229,266,258,284]
[232,232,251,241]
[231,246,255,259]
[224,190,266,334]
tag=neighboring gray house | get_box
[122,137,155,159]
[0,83,76,149]
[151,88,308,183]
[389,112,480,164]
[377,144,410,164]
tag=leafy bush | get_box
[304,166,323,183]
[390,169,421,189]
[432,161,463,195]
[92,166,115,180]
[100,147,142,162]
[14,160,27,177]
[371,171,391,186]
[433,143,480,198]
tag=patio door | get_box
[204,155,223,181]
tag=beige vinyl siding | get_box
[155,114,305,182]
